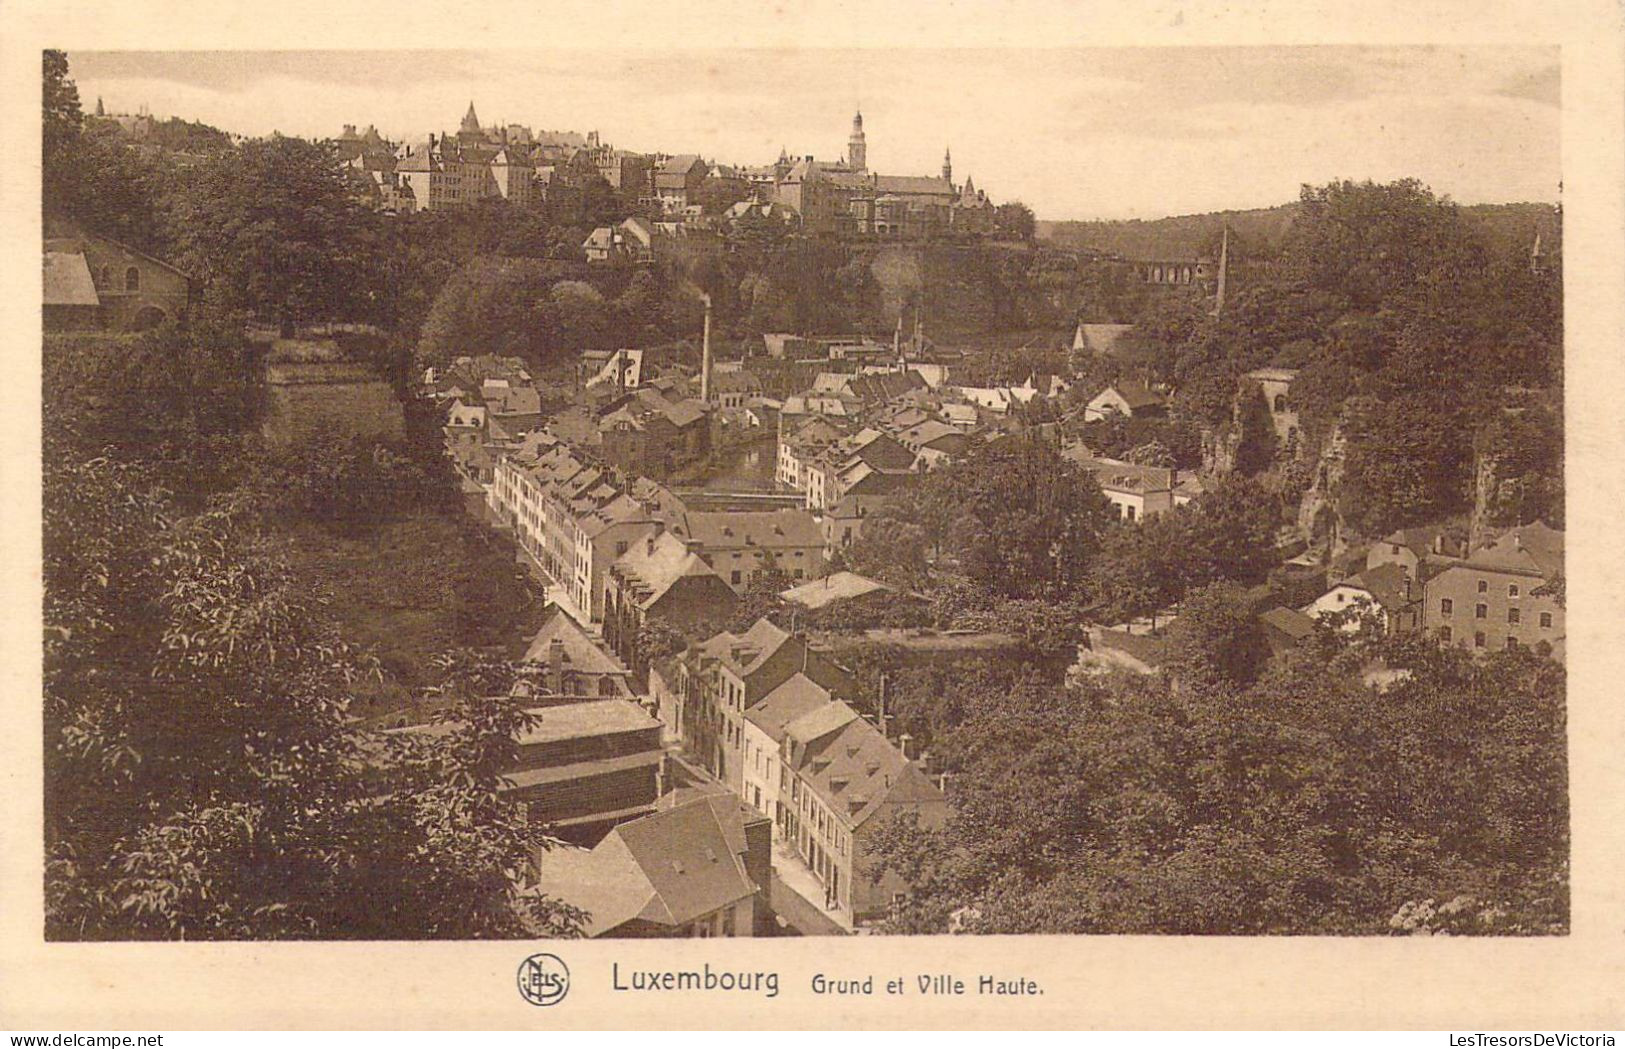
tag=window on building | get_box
[1506,636,1519,649]
[731,570,741,585]
[616,541,628,556]
[1439,626,1452,643]
[1508,584,1520,599]
[1477,580,1488,594]
[1508,607,1521,624]
[124,267,140,292]
[1440,598,1453,616]
[1474,631,1486,649]
[1475,604,1487,619]
[1540,612,1553,628]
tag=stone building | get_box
[1422,523,1564,662]
[42,218,190,333]
[394,103,538,210]
[532,791,770,937]
[766,113,997,238]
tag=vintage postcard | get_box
[3,0,1623,1032]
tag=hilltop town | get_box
[42,51,1567,940]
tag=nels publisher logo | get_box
[518,952,570,1007]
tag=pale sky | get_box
[65,47,1561,221]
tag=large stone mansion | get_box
[754,112,997,238]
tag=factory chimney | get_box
[700,291,714,403]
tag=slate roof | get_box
[872,174,955,196]
[1335,562,1414,612]
[537,796,756,936]
[1063,450,1175,494]
[1098,381,1167,410]
[513,699,657,746]
[695,617,794,679]
[1469,522,1563,580]
[780,571,890,610]
[789,706,944,828]
[523,610,631,678]
[1259,605,1317,640]
[612,531,730,610]
[742,673,833,743]
[670,509,824,551]
[43,252,100,306]
[782,698,861,746]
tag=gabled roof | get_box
[780,571,890,610]
[783,698,861,746]
[523,610,631,678]
[512,699,656,747]
[1259,605,1317,640]
[1332,561,1414,612]
[872,174,955,196]
[612,531,730,610]
[537,796,756,936]
[670,509,824,551]
[1467,522,1563,580]
[43,252,100,306]
[695,617,795,679]
[790,708,944,828]
[743,673,833,743]
[44,218,191,282]
[1378,525,1466,563]
[1063,449,1174,495]
[1093,381,1166,410]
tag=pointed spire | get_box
[942,147,952,184]
[461,101,480,133]
[94,96,105,117]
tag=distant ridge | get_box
[1038,200,1560,260]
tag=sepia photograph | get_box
[36,41,1570,945]
[14,0,1625,1030]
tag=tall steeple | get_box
[942,147,952,184]
[460,101,481,134]
[848,110,867,173]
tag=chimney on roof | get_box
[897,732,912,761]
[548,638,564,695]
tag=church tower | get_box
[459,101,482,142]
[942,147,952,184]
[849,111,867,173]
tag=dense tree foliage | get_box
[867,624,1567,936]
[43,449,581,938]
[1118,178,1561,541]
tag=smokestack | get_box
[700,292,714,404]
